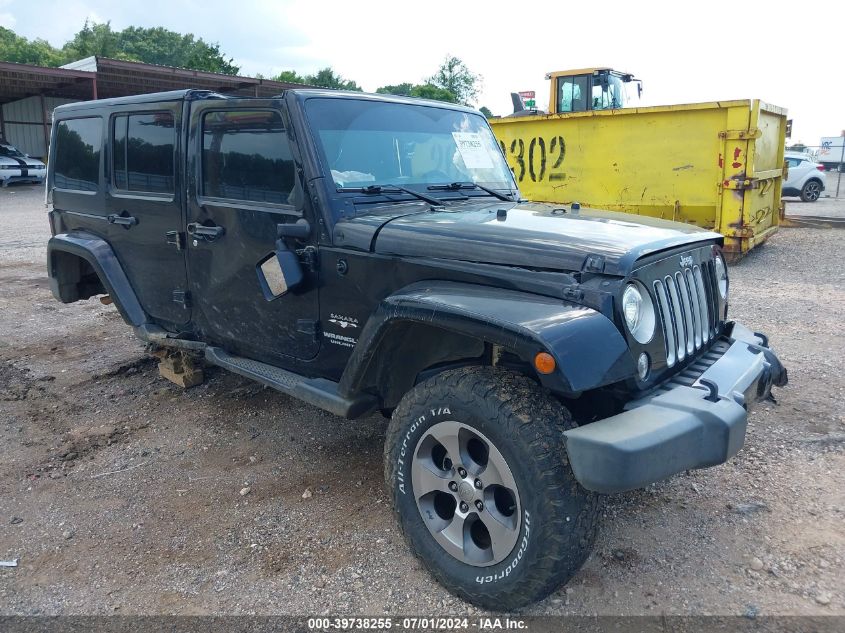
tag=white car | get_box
[0,141,47,187]
[783,151,826,202]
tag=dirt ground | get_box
[0,184,843,616]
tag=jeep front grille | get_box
[652,261,719,368]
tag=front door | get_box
[185,100,320,363]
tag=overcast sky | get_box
[2,0,842,144]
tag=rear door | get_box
[105,100,190,326]
[185,99,320,363]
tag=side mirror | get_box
[256,247,303,300]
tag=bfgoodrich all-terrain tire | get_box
[384,367,600,610]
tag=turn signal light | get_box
[534,352,556,375]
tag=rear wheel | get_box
[384,367,600,610]
[800,179,822,202]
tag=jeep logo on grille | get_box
[679,255,694,268]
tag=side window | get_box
[201,110,295,205]
[557,76,589,113]
[112,112,175,194]
[54,118,102,192]
[785,157,801,168]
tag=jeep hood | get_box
[334,200,722,277]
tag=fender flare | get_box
[47,232,147,327]
[338,281,634,402]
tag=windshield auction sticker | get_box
[452,132,494,169]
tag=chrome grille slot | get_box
[653,280,676,367]
[693,265,710,342]
[665,275,687,362]
[675,272,695,355]
[703,260,719,335]
[685,268,702,349]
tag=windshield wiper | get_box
[427,181,515,202]
[338,184,444,207]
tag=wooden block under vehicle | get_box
[155,350,204,388]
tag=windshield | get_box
[0,143,26,158]
[304,98,515,192]
[591,75,626,110]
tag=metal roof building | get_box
[0,56,307,158]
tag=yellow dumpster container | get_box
[490,99,788,261]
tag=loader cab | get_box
[547,68,642,115]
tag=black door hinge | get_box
[583,254,605,274]
[562,285,584,302]
[296,319,321,342]
[296,245,319,273]
[166,231,185,251]
[172,289,191,308]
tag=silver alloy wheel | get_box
[804,181,821,201]
[411,421,521,567]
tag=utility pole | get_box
[837,131,844,199]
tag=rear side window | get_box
[54,118,102,192]
[113,112,175,194]
[557,75,590,113]
[785,157,802,167]
[201,110,295,205]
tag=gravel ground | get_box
[783,196,845,219]
[0,184,843,616]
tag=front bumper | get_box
[563,322,787,493]
[1,172,45,185]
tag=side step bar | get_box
[205,347,378,419]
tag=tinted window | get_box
[112,112,175,194]
[558,75,589,113]
[113,116,127,189]
[201,110,294,205]
[54,118,102,192]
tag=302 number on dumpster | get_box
[499,135,566,183]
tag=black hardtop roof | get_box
[53,89,225,114]
[288,89,479,114]
[52,88,481,116]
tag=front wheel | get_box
[384,367,600,610]
[800,179,822,202]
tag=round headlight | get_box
[623,284,642,331]
[622,283,655,344]
[714,254,728,299]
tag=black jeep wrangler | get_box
[46,89,787,609]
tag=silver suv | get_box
[783,151,827,202]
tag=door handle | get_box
[187,222,225,241]
[107,213,138,228]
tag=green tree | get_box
[427,55,481,106]
[376,82,414,96]
[479,106,493,118]
[305,67,362,91]
[409,84,457,103]
[273,70,308,84]
[61,21,124,60]
[60,22,240,74]
[2,23,239,74]
[376,82,457,103]
[0,27,65,66]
